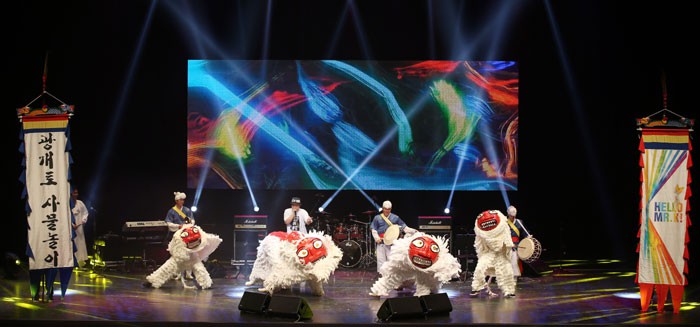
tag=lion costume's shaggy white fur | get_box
[369,232,461,297]
[145,225,222,289]
[245,230,342,296]
[470,210,516,296]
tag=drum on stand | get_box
[517,237,542,263]
[339,240,365,268]
[333,223,348,243]
[348,223,364,240]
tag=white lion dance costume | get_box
[470,210,516,297]
[369,232,461,297]
[145,225,222,289]
[245,230,342,296]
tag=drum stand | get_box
[351,219,376,270]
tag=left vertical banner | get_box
[22,114,73,270]
[18,102,75,301]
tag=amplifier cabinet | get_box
[232,214,268,266]
[232,229,267,266]
[234,214,267,230]
[418,215,452,253]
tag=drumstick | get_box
[518,219,532,236]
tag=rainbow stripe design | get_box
[637,128,690,286]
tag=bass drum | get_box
[338,240,364,268]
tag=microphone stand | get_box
[311,196,324,232]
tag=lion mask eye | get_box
[412,239,425,248]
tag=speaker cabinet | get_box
[232,230,266,265]
[453,233,476,272]
[419,293,452,316]
[238,291,270,313]
[267,295,313,320]
[376,296,424,321]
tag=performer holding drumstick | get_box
[506,205,531,282]
[370,200,416,275]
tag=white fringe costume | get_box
[145,225,222,289]
[369,232,461,297]
[245,230,342,296]
[471,210,516,296]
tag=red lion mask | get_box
[476,210,500,232]
[296,237,327,265]
[409,236,440,269]
[179,226,202,249]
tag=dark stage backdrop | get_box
[5,1,698,279]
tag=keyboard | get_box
[122,221,169,245]
[124,221,168,228]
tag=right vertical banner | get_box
[637,127,692,313]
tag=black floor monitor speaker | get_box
[267,295,313,320]
[419,293,452,316]
[238,291,270,314]
[376,296,425,321]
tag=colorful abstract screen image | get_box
[187,60,518,191]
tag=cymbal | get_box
[361,210,377,215]
[346,213,356,218]
[318,211,332,216]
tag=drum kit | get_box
[311,210,378,269]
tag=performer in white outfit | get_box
[368,232,461,297]
[245,230,342,296]
[470,210,516,298]
[71,188,89,268]
[284,197,313,233]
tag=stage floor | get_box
[1,259,699,326]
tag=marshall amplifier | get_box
[232,215,268,266]
[234,214,268,230]
[418,215,452,253]
[417,215,452,231]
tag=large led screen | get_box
[187,60,518,190]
